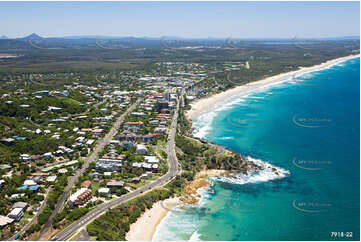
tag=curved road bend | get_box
[53,91,183,241]
[37,99,141,240]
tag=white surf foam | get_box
[212,156,290,185]
[189,231,201,241]
[217,136,234,140]
[192,96,247,138]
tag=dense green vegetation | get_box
[86,188,172,240]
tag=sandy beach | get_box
[125,197,182,241]
[125,54,360,242]
[125,170,226,241]
[187,54,360,120]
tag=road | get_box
[52,91,183,241]
[8,187,52,241]
[36,99,141,240]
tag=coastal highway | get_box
[37,99,141,241]
[52,92,183,241]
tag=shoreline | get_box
[125,169,225,241]
[186,54,360,120]
[125,197,182,241]
[125,54,359,241]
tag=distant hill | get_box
[20,33,44,41]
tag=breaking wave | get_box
[211,156,290,185]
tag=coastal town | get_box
[1,49,360,240]
[0,2,360,239]
[0,58,262,240]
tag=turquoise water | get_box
[153,57,360,241]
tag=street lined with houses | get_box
[52,92,182,241]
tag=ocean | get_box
[153,57,360,241]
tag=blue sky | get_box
[1,1,359,38]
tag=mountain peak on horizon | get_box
[22,33,43,40]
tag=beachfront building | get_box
[69,188,92,206]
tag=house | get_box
[59,146,74,154]
[7,208,24,221]
[121,141,134,150]
[154,127,167,134]
[46,176,57,183]
[117,131,153,143]
[109,140,121,146]
[102,154,126,161]
[58,168,68,174]
[131,177,141,183]
[0,180,5,188]
[69,188,92,206]
[158,113,171,120]
[152,164,159,171]
[0,138,14,145]
[75,136,86,143]
[48,106,62,112]
[10,194,25,199]
[81,180,92,189]
[96,159,122,171]
[136,144,147,155]
[12,202,29,211]
[86,139,95,145]
[31,155,42,161]
[0,215,14,228]
[140,134,153,143]
[149,120,159,126]
[98,187,110,196]
[31,175,42,184]
[91,129,103,136]
[132,162,142,168]
[43,152,53,159]
[104,172,112,177]
[0,164,12,169]
[24,180,36,186]
[20,154,31,161]
[142,163,152,170]
[33,90,49,95]
[140,172,152,179]
[106,181,125,187]
[124,121,144,132]
[131,112,147,117]
[144,156,159,164]
[52,135,61,140]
